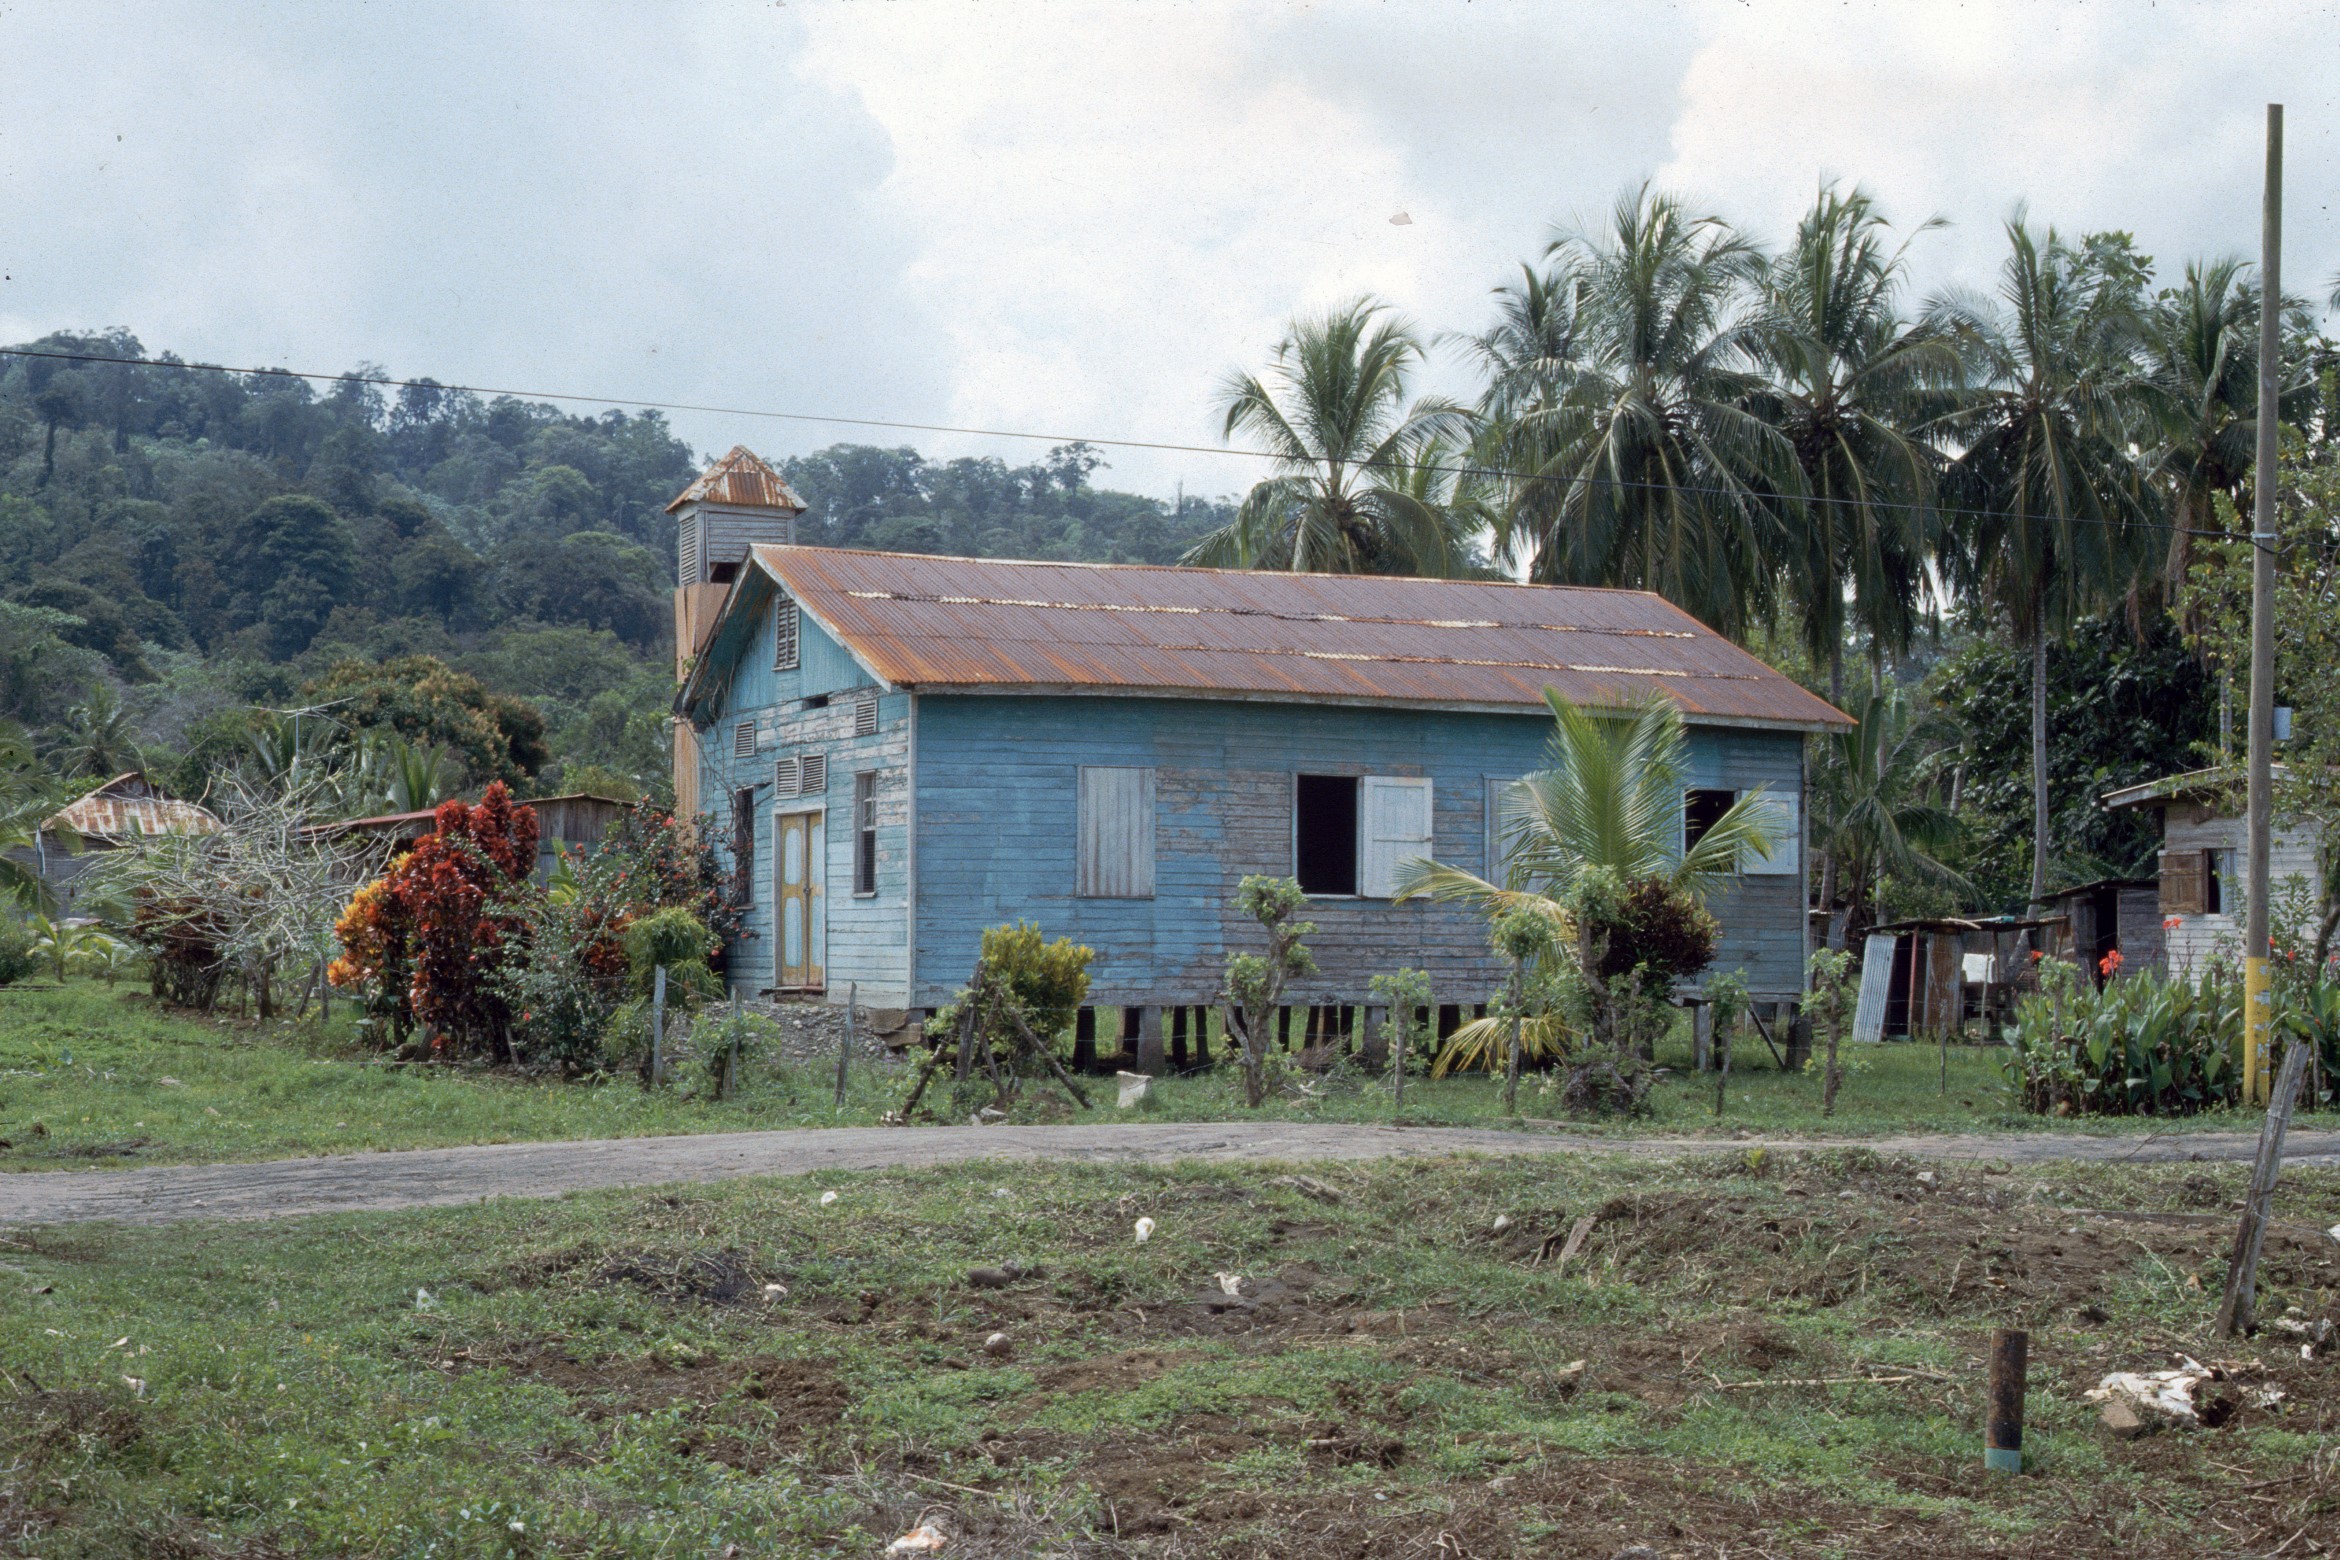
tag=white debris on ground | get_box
[2271,1311,2337,1360]
[885,1520,948,1554]
[1133,1217,1155,1244]
[1491,1213,1513,1234]
[1216,1272,1246,1297]
[820,1190,839,1207]
[1115,1071,1151,1109]
[761,1283,788,1303]
[2087,1356,2285,1435]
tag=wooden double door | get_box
[775,807,825,991]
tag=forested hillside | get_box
[0,333,1226,804]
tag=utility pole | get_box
[2219,102,2305,1340]
[2243,103,2283,1108]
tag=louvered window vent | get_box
[733,722,756,759]
[774,756,800,797]
[854,692,879,736]
[800,753,828,794]
[774,597,799,671]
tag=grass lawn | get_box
[0,978,2318,1173]
[3,1151,2336,1556]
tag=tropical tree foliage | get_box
[1188,299,1477,576]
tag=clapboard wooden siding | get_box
[685,554,1823,1013]
[909,694,1810,1007]
[696,579,915,1004]
[2159,806,2322,978]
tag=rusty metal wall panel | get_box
[758,547,1850,730]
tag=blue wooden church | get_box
[668,449,1849,1055]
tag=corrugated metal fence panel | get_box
[1077,766,1157,899]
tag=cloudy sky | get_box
[3,0,2336,499]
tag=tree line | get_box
[0,335,1225,811]
[1196,183,2340,921]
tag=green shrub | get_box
[688,1008,784,1099]
[0,915,35,986]
[621,907,721,1002]
[970,920,1092,1042]
[2006,959,2240,1116]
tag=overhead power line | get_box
[0,342,2267,544]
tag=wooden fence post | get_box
[1985,1328,2028,1473]
[2217,1037,2313,1335]
[836,981,855,1110]
[650,964,667,1089]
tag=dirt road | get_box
[5,1121,2339,1228]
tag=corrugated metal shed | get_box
[665,446,807,515]
[734,547,1850,731]
[45,773,222,843]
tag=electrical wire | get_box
[0,341,2276,545]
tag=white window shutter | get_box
[774,756,799,798]
[1741,790,1800,875]
[800,753,828,795]
[1078,767,1156,898]
[1361,776,1433,898]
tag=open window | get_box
[1683,788,1736,854]
[1295,775,1431,897]
[1295,775,1359,895]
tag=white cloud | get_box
[1,1,2335,503]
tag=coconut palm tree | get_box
[1931,218,2161,912]
[0,723,74,909]
[1393,691,1781,918]
[1755,187,1960,695]
[1183,298,1476,576]
[1486,185,1800,638]
[53,685,141,779]
[1808,680,1969,944]
[2143,259,2327,606]
[1455,261,1582,423]
[1395,691,1780,1081]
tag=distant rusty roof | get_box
[665,445,806,515]
[733,547,1850,730]
[46,773,222,843]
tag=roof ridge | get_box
[752,542,1679,599]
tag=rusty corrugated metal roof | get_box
[665,445,807,515]
[746,547,1851,730]
[46,774,222,842]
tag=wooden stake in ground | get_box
[836,980,856,1110]
[649,964,667,1089]
[2216,1036,2311,1337]
[1984,1328,2027,1473]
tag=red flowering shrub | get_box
[325,782,540,1060]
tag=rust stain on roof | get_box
[746,547,1851,729]
[665,445,807,515]
[46,773,222,842]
